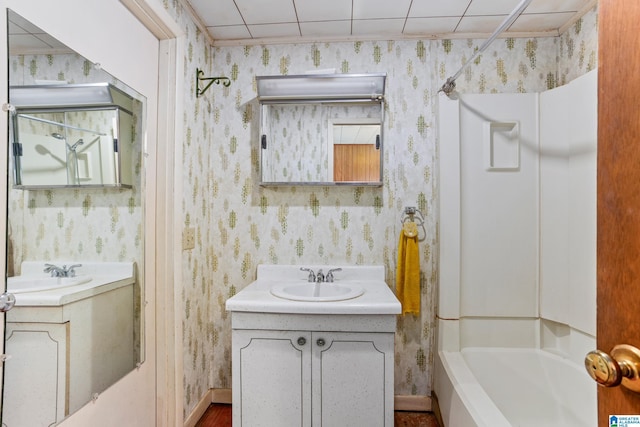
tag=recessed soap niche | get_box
[483,121,520,171]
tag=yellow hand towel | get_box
[396,222,420,315]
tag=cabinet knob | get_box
[0,292,16,312]
[297,337,306,346]
[316,338,325,347]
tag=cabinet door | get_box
[3,322,69,426]
[232,330,312,427]
[312,332,394,427]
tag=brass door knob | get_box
[585,344,640,392]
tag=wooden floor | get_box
[195,403,440,427]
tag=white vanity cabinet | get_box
[227,265,401,427]
[233,328,394,427]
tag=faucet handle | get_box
[300,267,316,282]
[66,264,82,277]
[44,263,63,277]
[326,268,342,282]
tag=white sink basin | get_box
[7,276,92,294]
[271,283,364,302]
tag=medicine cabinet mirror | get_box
[10,83,135,188]
[257,73,386,186]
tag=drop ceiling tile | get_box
[353,0,412,20]
[37,33,71,50]
[235,0,298,25]
[510,12,576,32]
[8,21,29,35]
[466,0,530,16]
[295,0,352,22]
[526,0,587,13]
[404,17,461,35]
[8,12,40,33]
[300,21,352,37]
[352,19,406,36]
[208,25,253,40]
[174,0,593,42]
[248,22,301,38]
[408,0,472,18]
[189,0,245,26]
[9,34,49,52]
[456,15,512,33]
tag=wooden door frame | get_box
[597,0,640,424]
[118,1,185,425]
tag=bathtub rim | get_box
[434,317,597,427]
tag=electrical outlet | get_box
[182,227,196,250]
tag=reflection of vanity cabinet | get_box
[3,274,135,426]
[4,321,68,426]
[233,328,394,426]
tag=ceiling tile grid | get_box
[10,0,597,50]
[186,0,596,44]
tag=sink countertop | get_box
[226,265,401,315]
[9,261,136,307]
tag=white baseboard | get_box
[211,388,232,404]
[394,395,432,412]
[184,389,431,425]
[183,389,213,427]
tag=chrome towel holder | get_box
[401,207,426,242]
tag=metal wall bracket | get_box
[196,68,231,97]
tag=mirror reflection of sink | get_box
[7,276,92,294]
[270,283,364,302]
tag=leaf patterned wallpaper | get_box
[6,0,599,420]
[161,0,598,417]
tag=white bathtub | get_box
[435,347,596,427]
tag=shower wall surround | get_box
[163,1,598,419]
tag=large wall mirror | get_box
[3,9,146,425]
[257,73,386,186]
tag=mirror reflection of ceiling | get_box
[334,124,379,145]
[188,0,596,44]
[8,12,74,55]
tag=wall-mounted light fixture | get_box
[10,82,132,110]
[196,68,231,97]
[256,73,386,102]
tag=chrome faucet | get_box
[326,268,342,282]
[44,263,82,278]
[300,267,316,282]
[300,267,341,283]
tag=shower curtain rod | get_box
[439,0,533,97]
[18,114,107,136]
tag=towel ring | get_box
[401,207,426,242]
